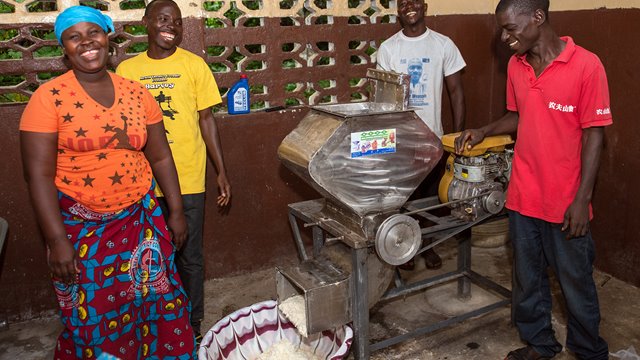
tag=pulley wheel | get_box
[483,190,505,215]
[375,214,422,266]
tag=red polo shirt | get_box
[505,36,613,223]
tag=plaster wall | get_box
[0,7,638,321]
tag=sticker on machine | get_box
[351,128,396,158]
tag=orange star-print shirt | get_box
[20,71,163,213]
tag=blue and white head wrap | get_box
[54,5,114,45]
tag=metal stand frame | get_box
[287,196,511,360]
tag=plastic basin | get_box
[198,300,353,360]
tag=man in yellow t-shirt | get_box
[116,0,231,343]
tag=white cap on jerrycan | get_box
[228,74,250,114]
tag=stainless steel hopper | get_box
[278,102,443,241]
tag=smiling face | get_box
[397,0,427,28]
[143,0,183,55]
[496,7,540,55]
[61,21,109,74]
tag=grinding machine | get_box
[276,69,514,359]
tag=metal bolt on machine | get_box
[276,68,514,359]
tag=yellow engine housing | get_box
[438,132,514,203]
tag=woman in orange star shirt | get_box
[19,6,195,359]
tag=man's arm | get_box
[444,71,465,132]
[562,126,604,238]
[454,111,519,154]
[198,107,231,207]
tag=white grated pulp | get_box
[255,338,322,360]
[279,295,308,336]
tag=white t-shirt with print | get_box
[377,28,466,138]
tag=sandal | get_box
[422,248,442,269]
[195,332,203,347]
[505,346,553,360]
[398,258,415,271]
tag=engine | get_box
[438,134,514,221]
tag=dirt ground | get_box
[1,239,639,359]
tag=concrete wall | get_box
[1,6,639,321]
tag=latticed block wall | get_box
[0,0,403,111]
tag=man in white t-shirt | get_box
[377,0,466,269]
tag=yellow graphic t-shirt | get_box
[117,47,222,195]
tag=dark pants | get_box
[159,193,205,334]
[509,211,608,359]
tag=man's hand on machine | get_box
[454,128,486,154]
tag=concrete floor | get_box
[1,239,639,360]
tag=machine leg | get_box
[393,267,405,288]
[312,226,324,258]
[288,212,308,261]
[457,233,472,299]
[352,247,370,360]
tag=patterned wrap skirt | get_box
[52,186,196,360]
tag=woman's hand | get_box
[48,237,79,284]
[144,122,188,248]
[21,131,78,283]
[167,211,188,249]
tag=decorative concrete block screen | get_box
[0,0,401,111]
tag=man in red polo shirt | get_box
[455,0,611,359]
